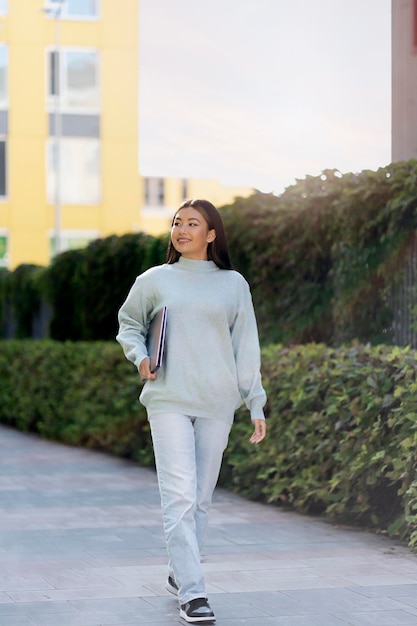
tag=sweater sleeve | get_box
[116,274,154,369]
[231,278,267,421]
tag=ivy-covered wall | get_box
[1,160,417,346]
[221,160,417,345]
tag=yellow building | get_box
[0,0,252,270]
[140,176,253,237]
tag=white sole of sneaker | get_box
[165,580,178,596]
[179,607,216,623]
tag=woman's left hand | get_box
[249,419,266,444]
[138,356,157,382]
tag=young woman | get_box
[116,199,266,623]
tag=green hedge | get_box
[226,342,417,551]
[0,340,153,464]
[0,268,8,333]
[3,161,417,346]
[45,233,168,341]
[0,340,416,550]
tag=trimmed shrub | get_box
[0,339,416,550]
[0,340,153,464]
[45,249,88,340]
[78,233,168,341]
[0,268,9,336]
[7,264,45,338]
[225,342,417,549]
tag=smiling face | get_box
[170,207,216,260]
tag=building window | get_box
[47,47,100,112]
[47,138,100,205]
[0,1,7,16]
[0,45,7,108]
[49,50,59,97]
[144,177,165,206]
[0,139,6,197]
[0,232,7,267]
[45,0,98,20]
[49,229,99,257]
[181,178,188,201]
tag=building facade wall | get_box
[0,0,141,269]
[140,177,254,236]
[0,1,252,269]
[392,0,417,161]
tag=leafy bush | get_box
[0,340,153,464]
[79,233,168,340]
[45,249,88,340]
[224,342,417,549]
[7,265,45,338]
[44,233,168,341]
[0,339,416,550]
[0,268,9,336]
[222,162,417,346]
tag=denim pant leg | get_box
[194,416,231,551]
[149,413,231,604]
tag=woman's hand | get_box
[249,419,266,444]
[138,357,157,382]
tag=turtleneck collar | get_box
[176,256,219,272]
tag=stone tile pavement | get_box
[1,424,417,625]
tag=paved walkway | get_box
[1,426,417,626]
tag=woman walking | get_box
[116,199,267,623]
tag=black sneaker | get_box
[180,597,215,623]
[165,575,179,596]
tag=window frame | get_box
[0,44,8,110]
[44,0,99,21]
[181,178,188,201]
[49,228,100,258]
[46,45,100,114]
[46,136,101,206]
[0,137,7,199]
[0,230,9,268]
[144,177,165,207]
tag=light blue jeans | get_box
[149,413,231,604]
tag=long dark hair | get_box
[166,199,233,270]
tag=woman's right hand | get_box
[249,419,266,444]
[139,357,157,382]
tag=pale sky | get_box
[139,0,391,194]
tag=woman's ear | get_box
[207,229,216,243]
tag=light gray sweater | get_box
[116,256,266,424]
